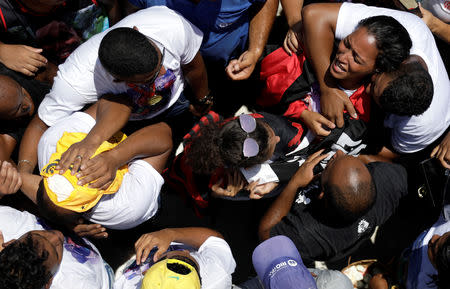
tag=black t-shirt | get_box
[270,161,408,264]
[0,64,50,142]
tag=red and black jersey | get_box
[165,111,306,210]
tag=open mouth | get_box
[332,58,346,73]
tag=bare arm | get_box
[0,134,17,162]
[280,0,304,55]
[18,115,49,173]
[77,121,173,188]
[181,52,211,116]
[135,227,223,264]
[258,150,328,240]
[419,4,450,43]
[302,3,356,127]
[57,94,132,174]
[358,146,399,164]
[226,0,277,80]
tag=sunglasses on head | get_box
[239,114,259,158]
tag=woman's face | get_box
[329,27,379,89]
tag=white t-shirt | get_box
[114,237,236,289]
[0,206,113,289]
[406,205,450,289]
[38,112,164,230]
[38,6,203,126]
[336,3,450,153]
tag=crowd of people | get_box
[0,0,449,288]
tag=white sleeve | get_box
[192,237,236,289]
[38,73,94,127]
[177,12,203,65]
[0,206,42,241]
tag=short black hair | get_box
[37,179,81,227]
[323,168,376,224]
[0,234,51,289]
[379,61,433,116]
[98,27,159,78]
[357,16,412,72]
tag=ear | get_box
[132,26,139,31]
[45,277,54,289]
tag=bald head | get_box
[321,152,376,224]
[0,75,34,120]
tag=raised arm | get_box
[419,4,450,43]
[302,3,356,127]
[226,0,277,80]
[280,0,304,55]
[135,227,223,264]
[258,150,327,240]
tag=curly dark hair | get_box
[429,234,450,289]
[99,27,159,78]
[357,16,412,72]
[379,61,433,116]
[185,117,270,175]
[0,234,51,289]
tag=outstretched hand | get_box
[225,50,258,81]
[135,229,174,265]
[0,44,47,76]
[291,149,328,188]
[72,219,108,239]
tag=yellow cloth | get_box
[141,258,201,289]
[41,132,128,212]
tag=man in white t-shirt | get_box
[18,6,209,184]
[0,206,113,289]
[301,3,450,158]
[115,227,236,289]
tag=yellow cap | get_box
[141,258,201,289]
[41,131,128,212]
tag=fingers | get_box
[283,36,292,56]
[73,223,108,239]
[430,144,439,158]
[23,46,43,53]
[343,99,358,119]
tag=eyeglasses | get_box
[147,46,165,85]
[239,114,259,158]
